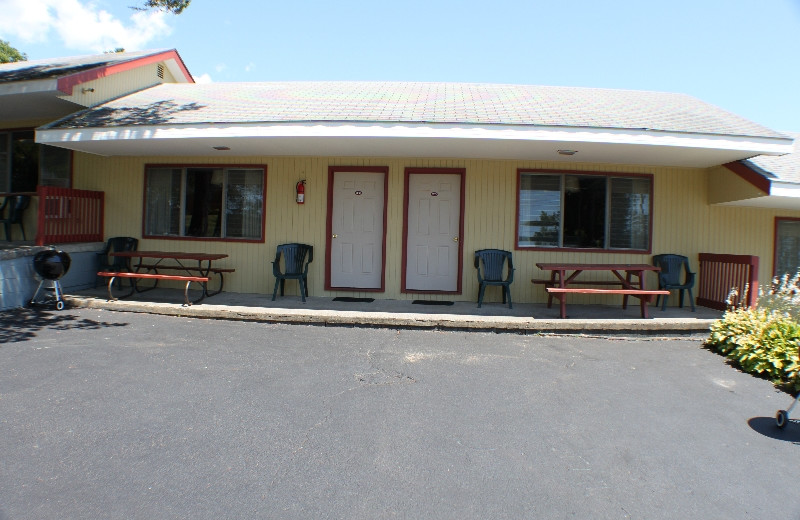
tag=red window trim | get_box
[141,163,267,243]
[515,168,654,254]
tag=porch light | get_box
[557,149,578,156]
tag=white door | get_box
[330,171,385,289]
[405,173,462,291]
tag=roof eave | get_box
[712,186,800,210]
[36,120,795,155]
[56,50,194,95]
[723,160,773,193]
[719,158,800,209]
[0,78,59,97]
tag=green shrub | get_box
[707,274,800,390]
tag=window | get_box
[40,144,73,188]
[517,170,651,251]
[0,130,72,192]
[774,218,800,278]
[144,166,265,241]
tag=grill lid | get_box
[33,250,72,280]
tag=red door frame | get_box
[401,167,466,294]
[325,165,389,292]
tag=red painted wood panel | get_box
[35,186,104,245]
[697,253,759,310]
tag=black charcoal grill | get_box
[30,249,71,310]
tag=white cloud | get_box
[194,73,213,84]
[0,0,56,42]
[245,62,256,73]
[215,63,227,73]
[0,0,172,52]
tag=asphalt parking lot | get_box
[1,307,798,519]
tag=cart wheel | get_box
[56,301,64,311]
[776,410,788,429]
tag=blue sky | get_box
[2,0,799,132]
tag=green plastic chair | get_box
[474,249,515,308]
[653,254,696,311]
[272,243,313,302]
[0,195,31,241]
[96,237,138,288]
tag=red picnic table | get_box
[534,263,668,319]
[102,250,233,304]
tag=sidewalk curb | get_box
[67,296,716,337]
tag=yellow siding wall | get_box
[73,153,800,303]
[707,165,768,204]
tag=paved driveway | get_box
[1,308,798,519]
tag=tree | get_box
[0,39,27,63]
[133,0,191,14]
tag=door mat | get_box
[412,300,454,306]
[332,297,375,303]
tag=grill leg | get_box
[29,279,65,310]
[29,280,47,306]
[52,281,64,310]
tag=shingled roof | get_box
[744,132,800,184]
[44,81,786,139]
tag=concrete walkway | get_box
[66,286,722,336]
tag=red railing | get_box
[697,253,759,310]
[35,186,104,245]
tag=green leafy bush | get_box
[707,274,800,390]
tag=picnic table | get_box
[98,250,233,305]
[533,263,668,319]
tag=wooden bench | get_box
[545,287,670,318]
[133,264,234,295]
[534,278,641,309]
[97,271,210,306]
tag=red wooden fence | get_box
[35,186,104,245]
[697,253,759,310]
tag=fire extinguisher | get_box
[296,180,305,204]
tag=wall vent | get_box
[157,64,165,79]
